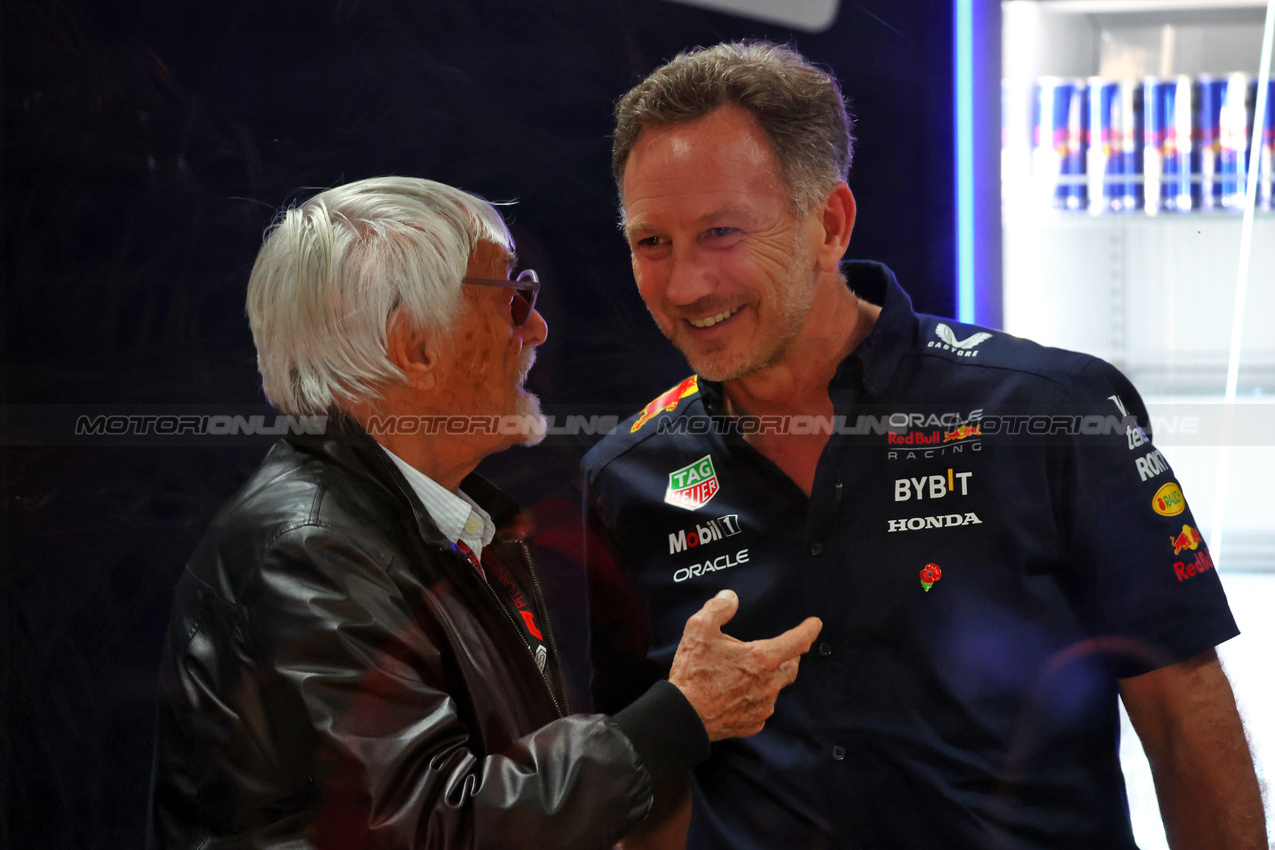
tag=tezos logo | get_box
[927,323,992,357]
[669,514,742,554]
[1109,394,1150,450]
[665,455,720,510]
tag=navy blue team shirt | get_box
[582,261,1238,850]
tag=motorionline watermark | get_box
[648,413,1197,437]
[66,411,1201,439]
[66,412,621,439]
[362,414,618,437]
[74,413,330,437]
[0,403,1264,446]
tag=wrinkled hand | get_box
[668,589,822,742]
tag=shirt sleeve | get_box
[1059,359,1238,679]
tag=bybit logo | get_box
[894,469,972,501]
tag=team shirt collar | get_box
[834,260,917,397]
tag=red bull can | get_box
[1218,73,1251,210]
[1119,81,1144,211]
[1034,78,1087,211]
[1144,76,1197,213]
[1252,77,1275,211]
[1087,78,1121,213]
[1143,78,1170,213]
[1197,75,1227,210]
[1088,78,1142,212]
[1163,76,1197,211]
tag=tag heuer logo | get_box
[665,455,720,510]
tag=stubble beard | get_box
[662,239,817,382]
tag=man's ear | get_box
[813,182,856,274]
[385,312,438,391]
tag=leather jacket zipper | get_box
[463,547,566,718]
[518,541,572,716]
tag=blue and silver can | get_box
[1088,78,1142,212]
[1035,77,1088,211]
[1197,75,1227,210]
[1117,81,1144,211]
[1144,76,1196,213]
[1143,77,1170,214]
[1163,75,1197,211]
[1252,77,1274,211]
[1088,78,1122,213]
[1218,73,1250,210]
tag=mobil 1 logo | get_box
[668,514,742,555]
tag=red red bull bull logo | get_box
[943,424,982,443]
[631,375,699,433]
[1170,524,1202,555]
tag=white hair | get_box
[246,176,513,415]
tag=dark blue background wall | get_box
[1,1,954,845]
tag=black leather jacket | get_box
[148,420,707,849]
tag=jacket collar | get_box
[285,410,522,548]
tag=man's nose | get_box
[520,308,548,346]
[663,245,716,307]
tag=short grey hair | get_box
[246,176,513,415]
[613,41,854,215]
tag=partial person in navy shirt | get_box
[583,42,1266,849]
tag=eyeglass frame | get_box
[461,269,541,326]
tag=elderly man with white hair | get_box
[147,177,822,850]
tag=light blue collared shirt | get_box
[380,446,495,564]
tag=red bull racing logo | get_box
[1169,524,1214,582]
[665,455,720,510]
[1170,524,1202,555]
[943,424,982,443]
[632,375,699,433]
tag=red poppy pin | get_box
[920,563,942,592]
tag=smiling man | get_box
[147,176,823,850]
[582,43,1265,849]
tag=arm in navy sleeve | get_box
[1059,360,1262,848]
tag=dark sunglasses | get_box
[462,269,541,326]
